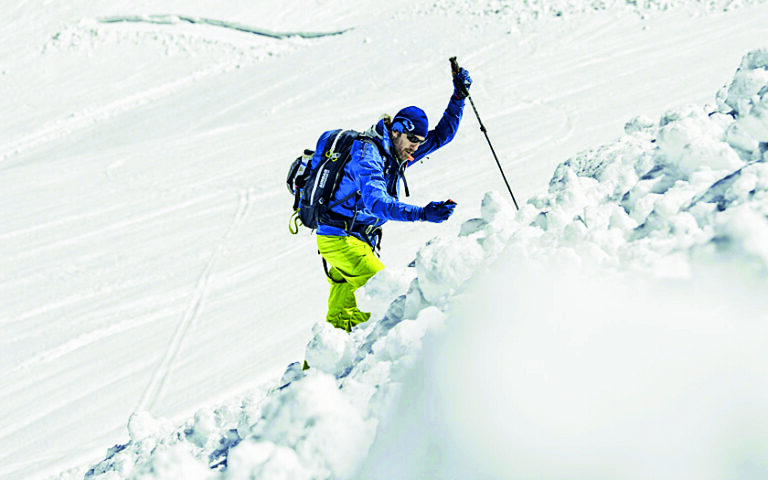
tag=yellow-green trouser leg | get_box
[317,235,385,332]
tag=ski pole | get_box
[450,56,519,210]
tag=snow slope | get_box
[72,43,768,480]
[1,1,767,479]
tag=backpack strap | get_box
[398,161,410,197]
[289,210,301,234]
[326,129,347,158]
[328,189,360,211]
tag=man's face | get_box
[392,131,425,161]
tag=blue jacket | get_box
[315,95,465,247]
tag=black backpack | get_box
[287,129,362,232]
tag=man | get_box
[313,67,472,332]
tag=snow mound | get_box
[70,48,768,480]
[524,47,768,277]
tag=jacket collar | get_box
[368,119,411,165]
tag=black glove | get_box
[453,67,472,100]
[422,200,457,223]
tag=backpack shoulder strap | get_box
[325,129,349,159]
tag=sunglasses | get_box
[405,133,427,145]
[393,117,427,144]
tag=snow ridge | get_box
[98,15,351,40]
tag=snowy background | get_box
[3,1,768,479]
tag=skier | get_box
[315,67,472,332]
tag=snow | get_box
[2,0,768,479]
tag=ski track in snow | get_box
[0,202,129,244]
[1,311,168,386]
[0,358,146,444]
[8,190,226,262]
[0,67,223,164]
[135,187,254,412]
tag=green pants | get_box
[317,235,385,332]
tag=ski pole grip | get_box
[449,56,460,77]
